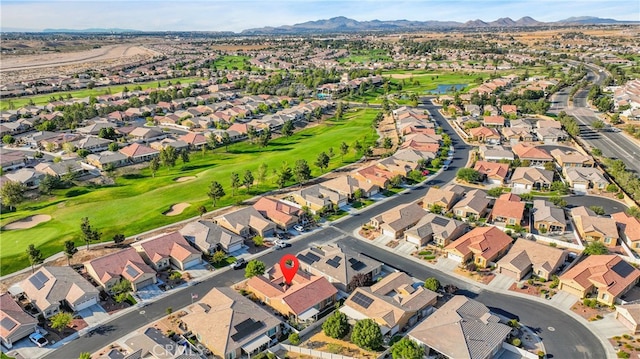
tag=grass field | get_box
[0,109,378,275]
[213,55,251,70]
[338,49,391,64]
[0,76,205,110]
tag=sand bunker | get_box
[3,215,52,230]
[164,203,190,216]
[175,176,196,182]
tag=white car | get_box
[274,240,291,249]
[29,332,48,347]
[294,224,305,232]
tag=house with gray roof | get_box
[370,202,426,239]
[2,168,43,189]
[404,213,468,247]
[497,239,568,280]
[408,295,511,359]
[179,220,245,254]
[563,167,608,194]
[19,266,100,318]
[451,189,491,219]
[532,200,566,233]
[0,293,37,349]
[296,244,382,292]
[215,207,276,238]
[124,327,199,359]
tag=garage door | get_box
[447,253,463,263]
[183,258,202,269]
[405,235,421,247]
[498,266,521,280]
[616,312,636,332]
[136,278,155,290]
[226,242,244,254]
[74,297,98,312]
[382,229,396,238]
[573,184,588,195]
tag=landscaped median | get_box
[0,109,379,275]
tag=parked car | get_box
[231,258,246,269]
[294,224,305,232]
[29,332,48,347]
[274,240,291,249]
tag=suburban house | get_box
[289,185,347,214]
[510,167,554,193]
[444,226,513,268]
[2,169,43,189]
[128,127,165,143]
[502,127,534,143]
[20,266,100,318]
[473,161,509,184]
[85,248,157,292]
[340,272,438,336]
[119,143,159,163]
[479,145,514,162]
[0,293,38,349]
[559,255,640,305]
[571,206,619,247]
[132,232,202,271]
[180,287,283,359]
[497,239,568,280]
[512,143,553,166]
[451,189,491,219]
[404,213,468,247]
[536,127,567,143]
[369,202,426,239]
[296,245,383,292]
[483,115,505,128]
[423,184,466,212]
[252,197,302,231]
[246,266,337,323]
[550,149,594,168]
[469,126,501,143]
[123,327,193,359]
[563,167,608,194]
[408,295,511,359]
[501,104,518,115]
[353,164,394,189]
[179,132,208,149]
[532,200,566,233]
[616,304,640,333]
[489,193,525,226]
[180,220,244,254]
[322,174,380,199]
[85,150,128,170]
[215,207,276,238]
[612,212,640,250]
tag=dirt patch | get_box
[3,214,51,230]
[302,331,378,359]
[453,267,495,284]
[570,299,614,321]
[164,203,190,216]
[508,280,558,299]
[610,335,640,358]
[174,176,196,182]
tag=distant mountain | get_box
[42,28,142,33]
[242,15,637,34]
[557,16,638,24]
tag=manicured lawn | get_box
[212,256,237,269]
[0,109,378,275]
[1,76,204,110]
[338,49,391,64]
[213,55,251,70]
[351,199,374,209]
[2,353,15,359]
[324,209,349,221]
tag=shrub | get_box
[322,311,350,339]
[511,338,522,347]
[288,333,300,345]
[538,351,546,359]
[623,334,633,340]
[618,193,625,199]
[617,350,630,358]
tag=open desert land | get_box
[0,44,160,83]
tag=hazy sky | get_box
[1,0,638,32]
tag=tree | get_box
[79,353,91,359]
[351,319,383,350]
[113,233,126,245]
[589,205,606,215]
[544,161,556,171]
[391,338,424,359]
[423,277,441,292]
[149,157,160,177]
[208,181,225,207]
[282,120,294,137]
[551,181,570,195]
[160,146,178,167]
[39,174,62,194]
[390,175,403,188]
[487,187,503,197]
[288,333,300,345]
[382,137,393,149]
[180,150,190,164]
[2,134,15,145]
[0,180,27,211]
[64,240,77,266]
[220,132,231,152]
[107,142,119,152]
[111,279,131,294]
[231,172,241,196]
[245,260,266,278]
[276,162,293,189]
[80,217,101,250]
[456,168,481,183]
[322,311,350,339]
[340,142,349,162]
[259,127,272,147]
[294,159,312,184]
[257,163,268,185]
[253,235,264,247]
[243,170,254,191]
[315,151,330,172]
[211,250,227,266]
[50,312,73,334]
[626,206,640,220]
[354,140,363,154]
[26,244,43,273]
[583,241,609,255]
[592,119,605,131]
[347,272,373,292]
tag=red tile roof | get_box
[612,212,640,242]
[490,194,525,221]
[119,143,158,158]
[561,255,640,298]
[512,143,552,160]
[473,161,509,180]
[445,226,513,262]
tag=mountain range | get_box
[241,16,638,34]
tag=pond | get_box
[426,84,467,94]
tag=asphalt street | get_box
[46,99,607,359]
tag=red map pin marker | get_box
[279,254,299,285]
